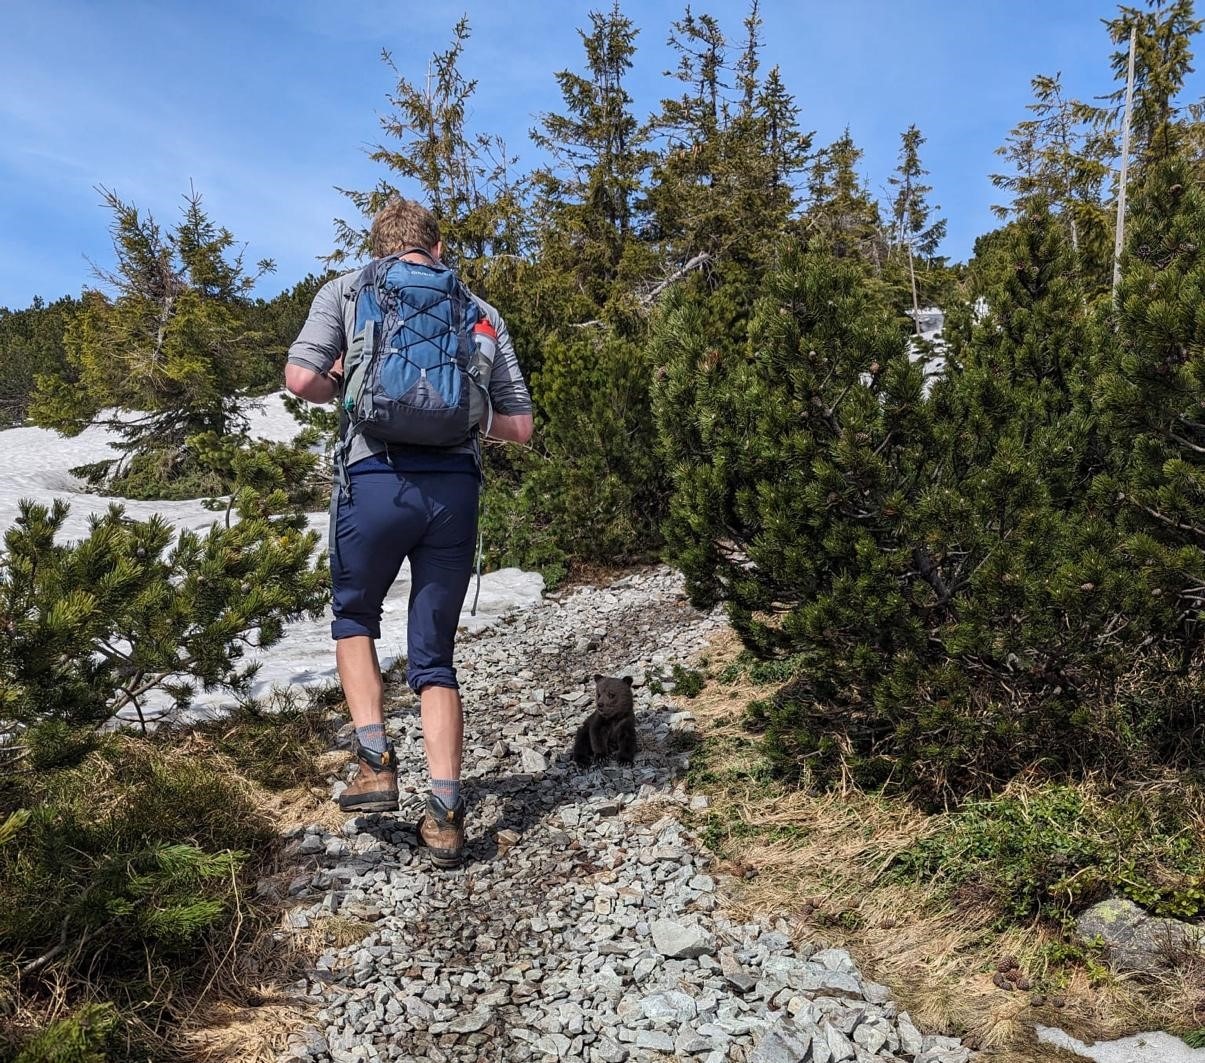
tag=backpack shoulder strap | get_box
[398,246,441,266]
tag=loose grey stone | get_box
[758,931,790,952]
[533,1032,573,1058]
[862,980,892,1004]
[749,1017,813,1063]
[897,1011,924,1057]
[634,1029,675,1051]
[652,918,714,959]
[446,1008,492,1034]
[297,834,324,856]
[788,967,864,1000]
[676,1031,715,1056]
[822,1022,857,1062]
[520,747,549,773]
[720,948,758,995]
[853,1019,888,1054]
[812,948,856,973]
[594,1036,628,1063]
[641,990,698,1024]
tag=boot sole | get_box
[339,794,400,813]
[427,850,464,869]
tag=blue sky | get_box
[1,0,1197,308]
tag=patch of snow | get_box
[1037,1026,1205,1062]
[907,305,947,390]
[0,392,544,724]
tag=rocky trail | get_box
[276,568,974,1063]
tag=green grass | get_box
[890,782,1205,924]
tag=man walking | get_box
[284,198,532,868]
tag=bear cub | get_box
[572,674,637,767]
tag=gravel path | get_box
[277,568,974,1063]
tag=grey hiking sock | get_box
[430,778,461,808]
[356,723,389,755]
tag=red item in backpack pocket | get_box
[473,319,497,341]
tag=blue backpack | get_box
[337,249,489,458]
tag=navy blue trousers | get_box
[330,454,479,694]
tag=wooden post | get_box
[1113,25,1137,305]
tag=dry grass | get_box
[173,733,356,1060]
[182,1000,297,1063]
[2,701,358,1062]
[181,913,373,1062]
[683,629,1202,1062]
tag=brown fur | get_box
[572,674,637,766]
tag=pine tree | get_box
[28,188,273,474]
[0,498,326,732]
[653,243,922,668]
[1095,156,1205,646]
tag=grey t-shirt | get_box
[286,268,533,467]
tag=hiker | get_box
[284,198,533,869]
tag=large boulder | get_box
[1076,897,1202,972]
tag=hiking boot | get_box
[416,794,466,868]
[338,742,399,813]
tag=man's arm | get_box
[284,278,346,403]
[285,363,341,403]
[486,411,533,444]
[478,303,534,445]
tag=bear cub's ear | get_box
[623,676,633,686]
[593,673,603,683]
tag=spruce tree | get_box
[0,295,79,427]
[647,2,811,275]
[529,1,654,315]
[486,3,665,574]
[28,189,273,477]
[992,73,1113,281]
[806,130,885,265]
[333,18,529,297]
[887,125,947,324]
[1100,0,1202,165]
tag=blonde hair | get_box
[369,198,441,257]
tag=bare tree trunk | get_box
[907,240,921,336]
[1113,25,1137,306]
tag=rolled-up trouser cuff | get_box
[408,666,459,695]
[332,616,380,640]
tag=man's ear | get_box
[433,239,443,261]
[623,676,634,687]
